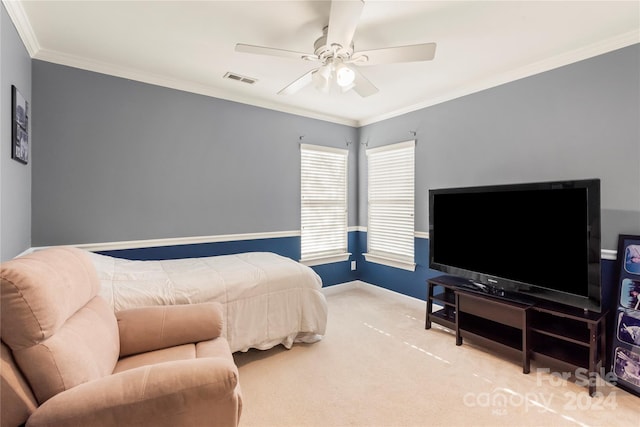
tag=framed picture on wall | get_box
[611,234,640,396]
[11,85,29,164]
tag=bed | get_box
[89,251,328,353]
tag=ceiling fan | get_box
[235,0,436,97]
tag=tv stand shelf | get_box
[457,290,531,374]
[426,284,456,330]
[426,275,608,396]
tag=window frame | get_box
[300,143,350,266]
[364,140,416,271]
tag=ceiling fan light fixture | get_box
[312,66,332,93]
[335,64,355,87]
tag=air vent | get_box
[223,72,257,85]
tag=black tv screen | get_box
[429,179,601,312]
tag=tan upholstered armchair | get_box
[0,247,242,427]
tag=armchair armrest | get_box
[27,357,240,427]
[117,302,224,357]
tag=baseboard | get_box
[322,280,426,311]
[320,281,361,296]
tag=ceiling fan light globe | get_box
[319,63,333,80]
[336,65,355,87]
[312,69,331,93]
[311,69,321,84]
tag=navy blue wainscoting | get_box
[356,232,441,301]
[309,231,362,286]
[97,236,301,261]
[356,231,619,317]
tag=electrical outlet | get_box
[351,261,356,271]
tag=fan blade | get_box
[278,69,316,95]
[355,43,437,66]
[235,43,317,61]
[351,68,378,97]
[326,0,364,49]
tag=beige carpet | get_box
[233,283,639,427]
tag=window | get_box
[300,144,349,265]
[365,140,415,271]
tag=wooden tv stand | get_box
[426,275,608,396]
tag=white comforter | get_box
[89,251,327,353]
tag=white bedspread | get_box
[89,251,327,353]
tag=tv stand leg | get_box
[455,293,462,345]
[523,310,530,374]
[588,322,598,396]
[425,289,433,329]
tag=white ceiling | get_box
[5,0,639,126]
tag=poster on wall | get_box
[611,234,640,396]
[11,85,29,164]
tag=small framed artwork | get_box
[613,347,640,388]
[611,234,640,396]
[616,310,640,347]
[624,243,640,275]
[11,85,29,164]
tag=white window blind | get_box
[300,144,349,265]
[365,140,415,271]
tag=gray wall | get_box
[0,4,31,261]
[32,61,358,246]
[359,44,640,250]
[28,44,640,251]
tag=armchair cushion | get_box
[114,336,235,374]
[27,357,241,427]
[116,302,224,357]
[1,342,38,426]
[1,247,101,350]
[13,297,120,404]
[1,247,120,404]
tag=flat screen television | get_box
[428,179,601,312]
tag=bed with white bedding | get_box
[89,251,327,353]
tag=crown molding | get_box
[2,0,40,55]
